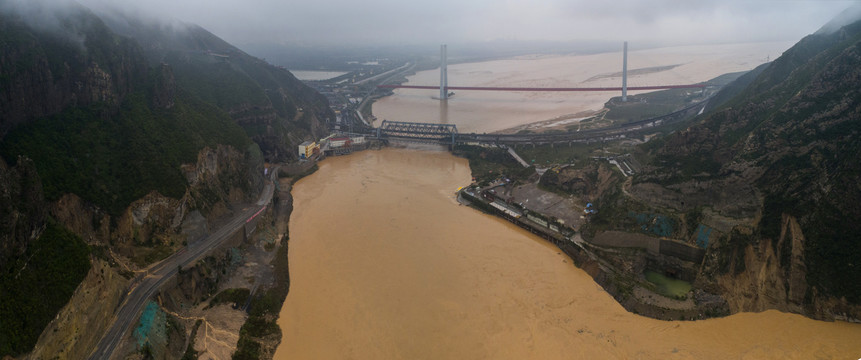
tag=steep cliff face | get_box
[695,216,807,315]
[0,2,326,355]
[543,13,861,321]
[0,157,45,265]
[0,158,92,357]
[625,17,861,319]
[0,7,147,137]
[539,162,620,202]
[49,145,262,255]
[97,11,333,161]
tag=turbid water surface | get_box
[373,42,792,133]
[274,147,861,359]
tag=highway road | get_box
[88,174,275,360]
[354,62,411,85]
[360,96,711,147]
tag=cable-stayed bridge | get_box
[377,43,705,100]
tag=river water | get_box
[372,42,792,133]
[274,148,861,359]
[289,70,348,81]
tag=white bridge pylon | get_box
[440,44,448,100]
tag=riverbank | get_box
[455,184,729,321]
[229,173,297,359]
[372,42,793,133]
[106,164,312,359]
[446,142,729,320]
[272,146,861,359]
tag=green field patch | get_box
[645,270,692,299]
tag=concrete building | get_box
[328,137,351,148]
[298,141,319,159]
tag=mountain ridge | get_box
[624,15,861,315]
[0,2,330,356]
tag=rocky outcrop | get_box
[91,12,333,162]
[630,174,761,218]
[0,8,147,137]
[27,259,127,360]
[50,193,111,245]
[182,145,263,222]
[0,157,46,265]
[152,63,176,109]
[696,215,860,321]
[613,17,861,320]
[112,191,186,251]
[18,144,263,358]
[539,162,620,202]
[702,231,799,314]
[47,144,261,259]
[1,3,325,356]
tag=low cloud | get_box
[9,0,859,49]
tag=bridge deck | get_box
[358,98,708,147]
[377,120,458,144]
[378,84,705,92]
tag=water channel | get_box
[274,148,861,359]
[372,42,792,133]
[275,44,861,358]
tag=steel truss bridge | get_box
[359,99,708,147]
[376,120,459,144]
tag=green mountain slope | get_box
[635,17,861,307]
[99,12,333,159]
[0,3,332,355]
[0,8,251,215]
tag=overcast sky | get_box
[61,0,861,48]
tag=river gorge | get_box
[272,43,861,359]
[273,148,861,359]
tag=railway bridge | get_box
[362,97,707,148]
[375,120,459,145]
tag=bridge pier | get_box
[379,42,704,95]
[622,41,628,102]
[440,44,448,100]
[377,120,458,145]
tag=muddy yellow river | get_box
[274,148,861,359]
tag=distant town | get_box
[288,59,421,133]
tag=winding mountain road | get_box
[88,175,275,360]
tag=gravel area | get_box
[508,182,585,229]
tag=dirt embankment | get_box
[27,259,127,360]
[526,161,730,320]
[21,146,267,359]
[558,233,728,321]
[102,176,293,359]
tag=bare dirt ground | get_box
[508,182,584,229]
[179,177,291,359]
[633,287,695,311]
[496,109,603,134]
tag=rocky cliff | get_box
[0,157,45,266]
[0,1,329,356]
[574,14,861,321]
[0,6,147,137]
[96,9,332,161]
